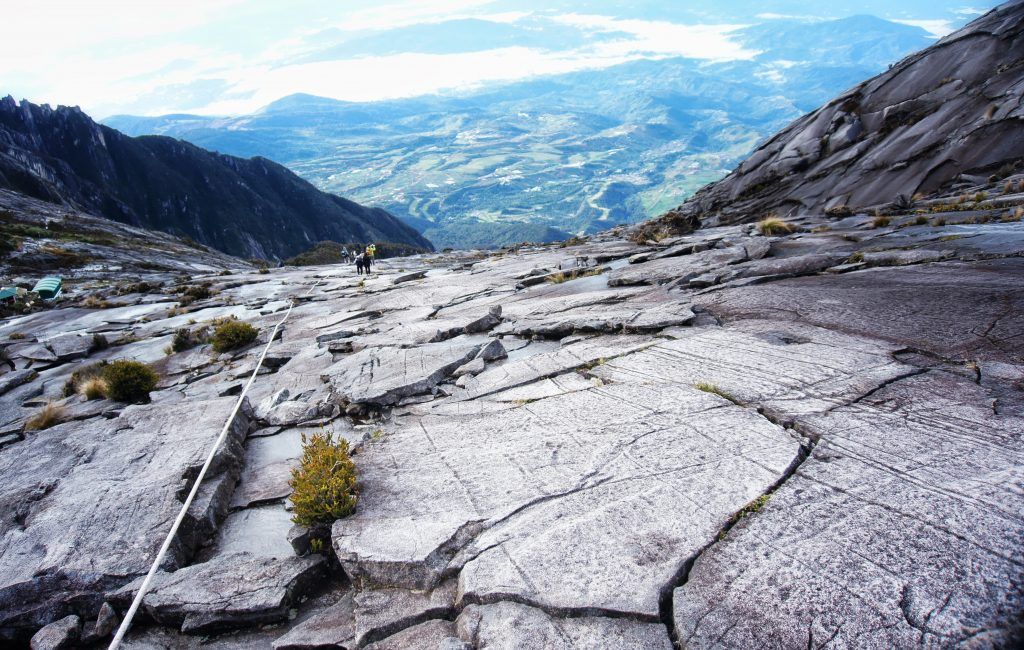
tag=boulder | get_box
[29,615,79,650]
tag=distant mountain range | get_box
[105,15,937,249]
[0,97,432,260]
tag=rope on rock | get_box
[109,278,320,649]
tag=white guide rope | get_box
[108,279,320,649]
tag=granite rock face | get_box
[667,2,1024,223]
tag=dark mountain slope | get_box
[669,1,1024,225]
[0,97,432,260]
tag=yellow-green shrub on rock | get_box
[289,430,359,527]
[211,320,258,352]
[102,360,159,403]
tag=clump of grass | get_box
[973,191,987,203]
[211,320,258,353]
[757,216,794,236]
[171,327,205,353]
[932,218,947,227]
[871,215,891,228]
[913,216,928,226]
[288,429,359,527]
[90,333,109,352]
[79,377,109,401]
[846,251,866,264]
[25,403,66,431]
[82,296,114,309]
[548,267,603,284]
[9,332,26,340]
[694,381,740,405]
[259,267,270,275]
[177,283,213,306]
[64,362,108,397]
[102,360,159,403]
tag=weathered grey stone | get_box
[29,615,79,650]
[456,335,653,402]
[393,270,427,285]
[119,553,326,634]
[0,398,250,634]
[673,371,1024,647]
[0,368,36,396]
[452,357,485,378]
[456,603,672,650]
[608,245,748,287]
[353,581,456,646]
[334,379,800,616]
[93,602,119,639]
[474,339,506,362]
[44,334,93,362]
[325,339,483,406]
[364,619,462,650]
[273,593,356,650]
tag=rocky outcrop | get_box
[0,98,432,260]
[668,2,1024,223]
[0,202,1022,646]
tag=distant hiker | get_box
[341,248,351,263]
[366,243,376,259]
[363,252,373,272]
[355,253,365,275]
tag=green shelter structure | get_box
[32,276,62,301]
[0,287,17,303]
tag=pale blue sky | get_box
[0,0,992,118]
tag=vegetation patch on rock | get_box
[102,360,159,403]
[211,319,258,353]
[289,429,359,527]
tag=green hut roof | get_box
[32,276,62,298]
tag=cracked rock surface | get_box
[1,201,1023,647]
[1,6,1023,647]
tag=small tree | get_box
[289,430,359,527]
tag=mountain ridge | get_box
[0,97,433,260]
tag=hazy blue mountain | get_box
[106,15,938,249]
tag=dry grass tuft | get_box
[25,403,66,431]
[757,216,794,236]
[79,377,109,401]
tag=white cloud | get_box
[891,18,954,36]
[551,14,759,62]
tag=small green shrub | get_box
[871,215,891,228]
[90,333,109,352]
[289,430,359,527]
[102,360,159,403]
[9,332,26,340]
[172,328,196,353]
[25,403,65,431]
[211,320,258,353]
[913,216,928,226]
[177,283,213,306]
